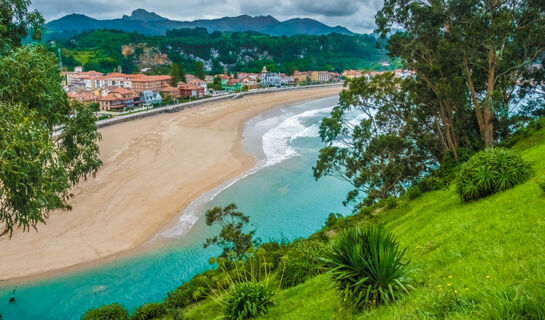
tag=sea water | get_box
[0,96,354,319]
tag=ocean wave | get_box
[153,105,335,240]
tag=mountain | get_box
[45,9,353,39]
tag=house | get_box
[141,90,163,105]
[260,72,282,87]
[131,75,171,93]
[239,75,258,89]
[160,83,181,99]
[66,90,98,103]
[98,87,141,111]
[311,71,330,83]
[217,74,231,88]
[281,73,294,85]
[189,78,208,93]
[329,72,342,82]
[293,71,309,83]
[204,75,214,83]
[225,79,243,92]
[185,74,196,82]
[342,70,363,79]
[179,83,205,98]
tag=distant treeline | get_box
[48,28,397,74]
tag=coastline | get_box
[0,86,342,283]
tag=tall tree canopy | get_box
[377,0,545,148]
[314,74,436,206]
[0,0,102,236]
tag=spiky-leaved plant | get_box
[326,226,411,310]
[223,281,274,320]
[458,148,531,202]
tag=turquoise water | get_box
[0,96,353,319]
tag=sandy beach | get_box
[0,86,341,281]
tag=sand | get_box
[0,86,342,282]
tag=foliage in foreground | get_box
[326,226,411,310]
[81,303,129,320]
[457,148,531,202]
[130,302,167,320]
[280,239,329,289]
[223,282,275,320]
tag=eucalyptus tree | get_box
[377,0,545,148]
[314,74,435,206]
[0,0,102,237]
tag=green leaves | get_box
[0,39,101,236]
[326,226,411,310]
[223,282,274,320]
[203,203,257,260]
[457,148,532,202]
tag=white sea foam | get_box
[153,105,335,240]
[261,106,333,166]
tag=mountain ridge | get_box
[45,9,353,38]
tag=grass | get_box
[161,127,545,319]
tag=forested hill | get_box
[45,9,353,39]
[50,29,394,74]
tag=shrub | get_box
[165,273,212,308]
[406,185,422,200]
[131,302,166,320]
[536,172,545,193]
[81,303,129,320]
[457,148,531,202]
[224,282,274,320]
[385,197,398,209]
[280,240,329,289]
[326,226,411,310]
[418,176,444,192]
[166,308,184,320]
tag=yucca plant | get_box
[326,226,411,310]
[223,282,274,320]
[458,148,531,202]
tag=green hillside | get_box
[48,29,394,74]
[177,125,545,319]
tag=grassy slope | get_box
[180,128,545,320]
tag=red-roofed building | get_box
[178,83,205,98]
[132,75,171,93]
[98,88,141,111]
[160,83,181,98]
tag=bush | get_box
[418,176,444,192]
[280,240,329,289]
[326,226,411,310]
[165,273,212,308]
[406,185,422,200]
[457,148,532,202]
[385,197,397,209]
[131,302,166,320]
[536,172,545,193]
[224,282,274,320]
[81,303,129,320]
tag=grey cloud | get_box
[30,0,382,33]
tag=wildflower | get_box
[465,288,469,291]
[448,275,453,279]
[447,283,452,287]
[486,275,490,279]
[454,290,458,294]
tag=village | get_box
[63,65,413,117]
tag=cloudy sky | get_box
[30,0,384,34]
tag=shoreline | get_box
[0,86,342,285]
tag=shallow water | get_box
[0,96,354,319]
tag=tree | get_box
[0,0,44,54]
[314,74,433,207]
[0,1,102,236]
[194,61,205,81]
[377,0,545,148]
[203,203,257,259]
[169,63,181,86]
[120,57,136,74]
